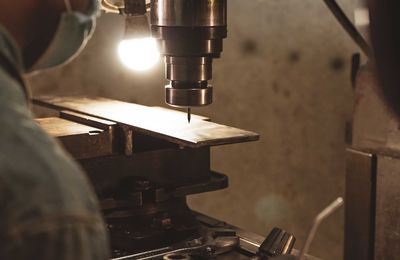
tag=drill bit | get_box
[187,108,191,123]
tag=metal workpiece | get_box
[166,85,213,107]
[35,117,115,159]
[151,106,210,121]
[33,96,259,148]
[60,110,117,131]
[150,0,227,27]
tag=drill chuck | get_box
[150,0,227,108]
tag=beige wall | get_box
[27,1,361,259]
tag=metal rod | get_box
[322,0,372,57]
[187,108,191,123]
[298,197,344,260]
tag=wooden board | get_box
[34,96,259,148]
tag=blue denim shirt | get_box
[0,25,109,259]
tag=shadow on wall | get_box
[27,1,358,259]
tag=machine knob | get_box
[257,227,296,259]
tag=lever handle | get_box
[257,227,296,259]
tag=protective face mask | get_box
[28,0,100,72]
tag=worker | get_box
[0,0,109,259]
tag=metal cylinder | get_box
[166,57,212,82]
[166,85,213,107]
[156,36,224,56]
[151,0,227,27]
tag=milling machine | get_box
[32,1,320,259]
[31,0,363,259]
[31,2,302,256]
[33,95,321,260]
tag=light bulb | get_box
[118,37,160,71]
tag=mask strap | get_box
[64,0,73,12]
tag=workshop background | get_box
[27,1,361,259]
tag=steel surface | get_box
[34,96,259,148]
[35,117,115,159]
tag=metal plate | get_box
[345,149,376,260]
[35,117,115,159]
[35,117,103,137]
[33,96,260,148]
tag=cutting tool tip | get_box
[187,108,191,123]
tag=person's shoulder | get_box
[0,61,25,102]
[0,114,75,174]
[0,104,99,214]
[0,73,72,180]
[0,104,107,251]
